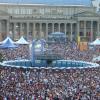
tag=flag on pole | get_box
[77,36,80,43]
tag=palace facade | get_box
[0,3,99,41]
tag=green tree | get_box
[0,53,3,62]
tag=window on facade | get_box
[28,9,32,14]
[8,8,32,15]
[80,21,84,28]
[15,8,20,14]
[58,9,63,14]
[45,8,51,14]
[51,8,57,14]
[39,8,45,15]
[33,9,37,13]
[20,8,26,14]
[8,9,13,14]
[20,8,33,14]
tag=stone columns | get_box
[20,23,23,36]
[58,23,60,32]
[52,23,54,33]
[91,21,93,41]
[40,23,42,38]
[7,21,9,36]
[84,21,86,37]
[64,23,66,34]
[77,21,80,36]
[33,23,36,38]
[27,22,29,39]
[0,21,1,33]
[0,21,2,41]
[97,22,100,37]
[46,23,48,40]
[70,23,73,41]
[13,22,16,40]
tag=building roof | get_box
[0,0,92,6]
[73,11,100,17]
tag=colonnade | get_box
[0,20,99,41]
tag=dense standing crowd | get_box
[0,41,99,62]
[0,41,100,100]
[0,45,29,60]
[48,42,99,62]
[0,66,100,100]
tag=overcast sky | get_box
[0,0,91,5]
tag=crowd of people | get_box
[48,42,99,62]
[0,41,100,100]
[0,45,29,61]
[0,41,99,62]
[0,66,100,100]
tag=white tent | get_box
[0,36,14,44]
[15,36,29,44]
[90,38,100,45]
